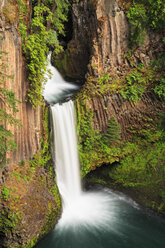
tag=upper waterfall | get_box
[43,53,78,104]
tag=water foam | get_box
[58,191,114,229]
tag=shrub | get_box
[121,70,146,102]
[154,77,165,100]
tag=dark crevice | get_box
[58,7,73,50]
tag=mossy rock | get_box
[0,162,61,248]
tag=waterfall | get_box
[43,54,113,230]
[51,100,114,229]
[43,53,78,104]
[51,101,81,204]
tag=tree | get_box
[103,117,121,146]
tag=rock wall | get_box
[0,2,62,247]
[86,92,164,139]
[66,0,165,137]
[0,0,41,167]
[68,0,163,76]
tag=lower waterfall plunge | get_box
[38,56,165,248]
[51,101,113,229]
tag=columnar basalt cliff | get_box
[0,0,41,168]
[85,92,164,139]
[58,0,165,137]
[0,1,61,247]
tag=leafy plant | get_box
[120,70,147,102]
[1,186,9,201]
[17,0,70,107]
[154,77,165,100]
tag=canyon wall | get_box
[0,0,41,168]
[59,0,164,138]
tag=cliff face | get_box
[60,0,164,138]
[68,0,163,77]
[0,0,41,168]
[85,92,164,139]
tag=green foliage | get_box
[2,0,16,24]
[102,117,121,145]
[87,177,107,185]
[0,207,22,234]
[151,51,165,72]
[76,101,126,176]
[76,101,101,175]
[77,63,156,103]
[108,125,165,212]
[97,73,111,85]
[48,0,69,35]
[157,113,165,134]
[127,2,147,46]
[154,77,165,100]
[17,0,69,107]
[150,48,165,99]
[110,143,165,188]
[120,70,147,102]
[127,0,165,46]
[0,51,21,168]
[1,186,9,201]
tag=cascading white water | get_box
[43,54,114,230]
[51,101,114,230]
[51,101,81,204]
[43,53,78,104]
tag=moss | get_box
[2,1,17,24]
[86,177,107,185]
[23,237,38,248]
[0,160,61,247]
